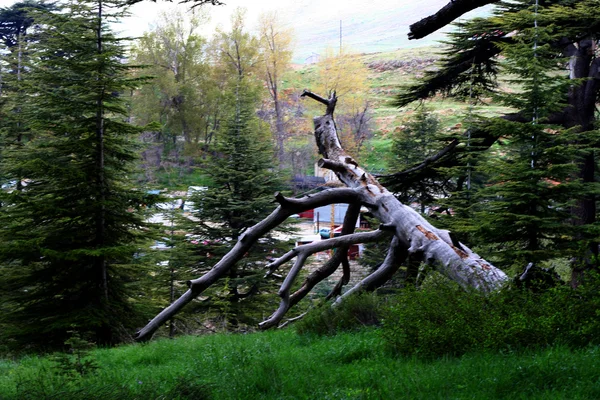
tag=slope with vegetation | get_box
[1,0,600,373]
[2,282,600,399]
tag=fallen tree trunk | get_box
[134,91,508,342]
[299,91,509,289]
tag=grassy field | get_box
[2,328,599,399]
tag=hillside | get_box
[288,0,495,64]
[284,45,513,172]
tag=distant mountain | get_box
[283,0,493,63]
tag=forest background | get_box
[2,1,600,397]
[2,2,496,347]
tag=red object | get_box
[348,244,360,260]
[298,209,314,219]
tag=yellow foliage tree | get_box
[313,48,372,158]
[257,11,294,168]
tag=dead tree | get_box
[134,91,508,342]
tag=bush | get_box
[295,293,386,336]
[381,275,600,358]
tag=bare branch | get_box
[277,311,309,329]
[300,89,329,106]
[301,89,337,115]
[408,0,500,40]
[125,0,225,6]
[135,188,365,342]
[267,229,391,275]
[335,236,406,304]
[325,256,351,300]
[379,112,566,189]
[288,203,362,308]
[259,228,393,330]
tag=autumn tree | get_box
[178,8,288,329]
[257,11,294,169]
[312,48,373,158]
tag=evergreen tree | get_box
[0,1,54,189]
[0,0,152,348]
[389,0,600,280]
[180,10,289,329]
[462,22,587,269]
[187,84,287,328]
[387,106,444,212]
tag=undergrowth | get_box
[1,329,600,399]
[296,274,600,359]
[381,277,600,359]
[2,277,600,399]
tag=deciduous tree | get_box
[312,48,373,158]
[131,9,219,163]
[257,11,294,168]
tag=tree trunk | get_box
[564,40,599,287]
[134,91,508,342]
[274,92,286,168]
[301,91,508,292]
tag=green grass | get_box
[152,166,213,190]
[360,138,392,172]
[2,329,600,399]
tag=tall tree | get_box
[386,0,600,284]
[182,9,287,328]
[0,1,54,190]
[460,20,588,270]
[0,0,152,348]
[387,106,444,212]
[257,11,294,169]
[131,9,219,163]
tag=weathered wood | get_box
[135,91,509,342]
[308,92,508,293]
[259,226,394,329]
[134,188,364,341]
[290,203,362,308]
[408,0,500,40]
[334,236,406,305]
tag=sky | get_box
[0,0,442,36]
[0,0,485,63]
[119,0,425,39]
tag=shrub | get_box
[295,292,386,336]
[381,275,600,358]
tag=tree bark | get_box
[563,39,599,287]
[303,92,508,291]
[135,188,365,341]
[408,0,500,40]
